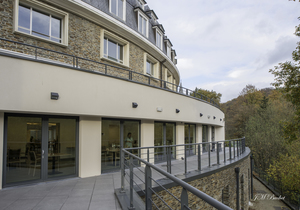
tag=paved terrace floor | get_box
[0,148,242,210]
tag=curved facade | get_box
[0,0,224,188]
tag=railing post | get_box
[76,57,78,68]
[181,187,189,210]
[73,56,75,67]
[148,77,150,85]
[224,142,226,162]
[250,154,254,199]
[237,140,239,157]
[105,64,107,74]
[35,47,37,59]
[186,89,188,95]
[147,148,149,162]
[120,149,125,193]
[128,156,135,210]
[167,146,171,174]
[208,143,211,167]
[217,142,220,165]
[197,144,201,171]
[235,167,240,210]
[145,165,152,210]
[233,141,235,158]
[184,145,187,174]
[229,140,232,159]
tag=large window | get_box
[144,53,158,78]
[14,0,69,46]
[138,13,148,37]
[104,37,124,64]
[110,0,125,20]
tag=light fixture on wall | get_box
[132,102,138,108]
[200,113,203,117]
[176,109,180,113]
[220,119,222,121]
[51,92,59,100]
[207,115,211,119]
[213,116,216,119]
[157,107,163,112]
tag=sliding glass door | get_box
[185,124,196,156]
[4,114,78,187]
[101,119,140,173]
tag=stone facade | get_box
[0,0,171,83]
[150,155,251,210]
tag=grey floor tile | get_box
[33,195,68,210]
[89,200,116,210]
[61,196,91,210]
[5,197,42,210]
[69,188,93,197]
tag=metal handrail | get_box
[0,37,220,108]
[121,138,246,210]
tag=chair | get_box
[7,149,21,170]
[28,151,41,176]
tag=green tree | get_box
[269,18,300,142]
[193,88,222,104]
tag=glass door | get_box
[202,125,208,152]
[4,114,78,187]
[185,124,196,156]
[154,122,175,163]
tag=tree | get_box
[269,18,300,142]
[193,88,222,104]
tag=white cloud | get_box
[148,0,300,102]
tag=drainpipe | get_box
[160,59,166,88]
[250,154,254,199]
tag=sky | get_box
[147,0,300,103]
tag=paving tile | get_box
[61,196,90,210]
[33,195,68,210]
[89,200,116,210]
[69,188,93,197]
[4,197,42,210]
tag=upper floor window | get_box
[146,60,153,75]
[110,0,126,20]
[167,44,171,59]
[156,31,163,50]
[100,29,129,67]
[14,0,69,46]
[104,37,124,64]
[18,5,61,43]
[138,14,148,37]
[137,0,145,9]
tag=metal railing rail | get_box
[0,37,220,108]
[121,138,246,210]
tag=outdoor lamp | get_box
[200,113,203,117]
[176,109,180,113]
[132,102,138,108]
[51,92,59,100]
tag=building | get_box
[0,0,224,189]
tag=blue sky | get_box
[148,0,300,102]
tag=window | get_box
[146,60,153,75]
[138,14,148,37]
[156,30,163,50]
[110,0,125,20]
[144,53,158,78]
[104,37,124,64]
[100,29,129,66]
[14,0,68,46]
[167,44,171,59]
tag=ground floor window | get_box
[185,124,196,156]
[154,122,176,163]
[101,119,140,173]
[3,114,78,187]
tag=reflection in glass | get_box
[185,124,196,156]
[111,0,117,15]
[108,39,117,61]
[154,123,175,163]
[6,116,42,184]
[51,17,61,41]
[118,0,123,18]
[47,118,76,178]
[202,125,208,152]
[32,10,50,39]
[18,5,30,33]
[101,120,120,172]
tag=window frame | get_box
[13,0,69,47]
[109,0,126,21]
[100,29,129,67]
[155,29,163,50]
[135,8,149,38]
[144,53,159,78]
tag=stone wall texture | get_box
[0,0,173,85]
[150,155,251,210]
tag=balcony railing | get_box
[0,37,220,109]
[118,138,246,210]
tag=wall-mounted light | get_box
[51,92,59,100]
[213,116,216,119]
[200,113,203,117]
[220,119,222,121]
[176,109,180,113]
[132,102,138,108]
[157,107,163,112]
[208,115,211,119]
